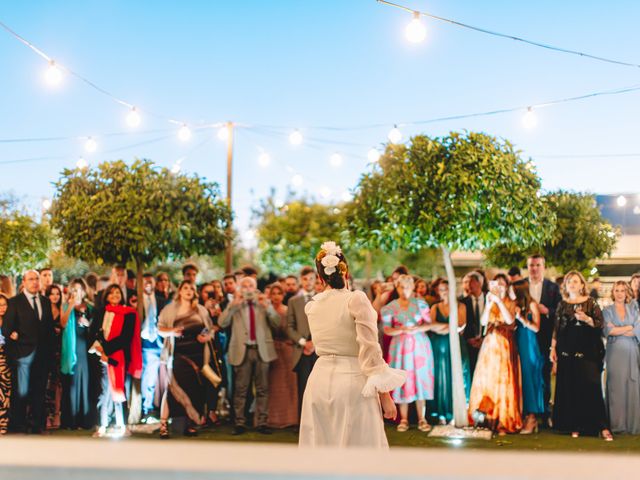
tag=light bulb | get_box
[258,152,271,167]
[289,130,303,146]
[291,174,304,187]
[405,12,427,44]
[522,107,538,129]
[367,148,381,162]
[42,199,52,210]
[217,126,229,141]
[320,186,332,198]
[329,153,343,167]
[76,157,88,169]
[126,107,141,127]
[617,195,627,207]
[178,124,192,142]
[44,60,63,87]
[84,137,97,153]
[388,126,402,143]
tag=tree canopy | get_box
[485,190,619,273]
[0,194,52,274]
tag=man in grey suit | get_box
[218,276,280,435]
[287,266,319,422]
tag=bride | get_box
[299,242,406,448]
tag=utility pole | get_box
[225,121,234,274]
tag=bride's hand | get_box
[379,392,397,420]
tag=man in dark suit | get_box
[461,271,486,378]
[2,270,55,433]
[525,254,561,422]
[287,267,318,421]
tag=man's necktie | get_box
[32,295,40,320]
[248,301,256,342]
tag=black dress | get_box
[552,298,607,434]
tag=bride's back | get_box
[305,288,359,358]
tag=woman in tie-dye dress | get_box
[382,275,435,433]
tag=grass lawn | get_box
[49,423,640,453]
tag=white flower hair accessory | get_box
[319,241,343,275]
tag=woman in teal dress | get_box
[427,280,471,424]
[512,279,544,434]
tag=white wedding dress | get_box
[299,288,406,448]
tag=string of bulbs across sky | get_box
[2,1,640,193]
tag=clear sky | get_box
[1,0,639,241]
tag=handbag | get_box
[201,339,223,387]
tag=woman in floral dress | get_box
[382,275,434,432]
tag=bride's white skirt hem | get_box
[298,355,389,449]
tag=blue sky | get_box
[1,1,640,240]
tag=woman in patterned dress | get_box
[381,275,435,433]
[468,274,522,435]
[0,293,10,434]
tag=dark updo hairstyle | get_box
[315,246,349,290]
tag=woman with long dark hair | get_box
[60,278,95,429]
[45,284,64,429]
[90,284,141,437]
[550,271,611,440]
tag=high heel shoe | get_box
[600,429,614,442]
[571,431,579,438]
[520,416,539,435]
[159,420,170,439]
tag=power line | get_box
[377,0,640,70]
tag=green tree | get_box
[485,191,619,273]
[345,132,555,426]
[0,194,52,274]
[50,159,231,318]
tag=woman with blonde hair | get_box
[157,281,215,438]
[550,271,611,440]
[603,281,640,434]
[382,274,435,433]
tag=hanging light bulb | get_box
[388,125,402,143]
[258,152,271,167]
[84,137,97,153]
[289,130,303,146]
[126,107,141,127]
[217,126,229,141]
[617,195,627,207]
[76,157,88,169]
[291,174,304,187]
[367,148,381,162]
[320,186,332,199]
[178,124,192,142]
[42,199,52,210]
[405,12,427,44]
[522,107,538,129]
[329,153,343,167]
[44,60,63,87]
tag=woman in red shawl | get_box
[90,284,141,437]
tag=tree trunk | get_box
[441,245,468,427]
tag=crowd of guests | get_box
[0,258,639,441]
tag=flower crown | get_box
[316,241,347,276]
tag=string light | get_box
[126,107,141,127]
[76,157,88,169]
[617,195,627,207]
[405,12,427,43]
[258,152,271,167]
[289,130,303,146]
[291,174,304,187]
[522,107,538,129]
[178,124,192,142]
[84,137,97,153]
[388,125,402,143]
[217,126,229,141]
[367,148,381,162]
[44,60,63,87]
[329,153,343,167]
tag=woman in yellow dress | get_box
[468,274,522,434]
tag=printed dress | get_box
[381,298,434,403]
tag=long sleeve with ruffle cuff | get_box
[349,290,407,397]
[361,366,407,397]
